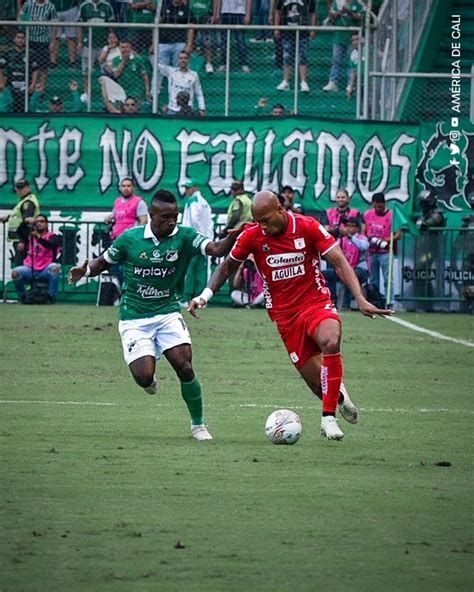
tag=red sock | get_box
[321,352,343,415]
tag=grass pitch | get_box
[0,305,473,592]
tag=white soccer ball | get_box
[265,409,303,445]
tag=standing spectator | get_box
[363,192,401,307]
[128,0,156,55]
[20,0,58,91]
[280,185,304,213]
[158,0,195,67]
[324,216,368,309]
[113,0,129,22]
[274,0,316,92]
[158,51,205,116]
[346,31,359,98]
[12,214,61,303]
[213,0,251,73]
[112,39,150,103]
[325,187,362,237]
[322,0,364,92]
[105,177,148,240]
[189,0,214,73]
[50,0,79,69]
[77,0,115,97]
[250,0,270,42]
[180,179,214,305]
[219,180,253,237]
[0,30,39,112]
[0,179,40,265]
[0,0,21,54]
[98,30,121,73]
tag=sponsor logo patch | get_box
[165,250,178,262]
[136,285,171,299]
[271,264,305,281]
[133,266,176,278]
[294,238,305,249]
[150,249,163,263]
[262,243,270,252]
[266,252,305,268]
[290,352,299,363]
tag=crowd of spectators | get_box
[0,0,366,114]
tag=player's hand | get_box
[357,297,394,318]
[68,259,89,285]
[187,298,207,319]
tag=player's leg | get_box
[164,344,212,440]
[119,320,158,394]
[297,355,359,424]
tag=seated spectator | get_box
[323,0,364,93]
[230,255,265,307]
[324,217,368,309]
[51,0,79,69]
[0,30,39,112]
[77,0,115,98]
[255,98,288,116]
[164,90,198,118]
[98,31,121,74]
[112,39,151,104]
[128,0,156,55]
[12,214,61,303]
[158,51,205,117]
[100,77,141,113]
[20,0,58,91]
[29,80,84,112]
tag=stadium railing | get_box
[395,226,474,312]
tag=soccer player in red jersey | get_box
[188,191,393,441]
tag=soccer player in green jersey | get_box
[69,189,238,441]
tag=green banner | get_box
[0,116,472,218]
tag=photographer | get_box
[416,190,446,231]
[363,192,401,307]
[230,254,264,308]
[0,179,40,265]
[12,215,61,303]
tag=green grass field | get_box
[0,305,473,592]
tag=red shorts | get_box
[274,302,341,369]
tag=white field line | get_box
[386,316,474,347]
[0,400,471,414]
[0,400,116,406]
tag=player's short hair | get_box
[151,190,177,207]
[372,192,385,203]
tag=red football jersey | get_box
[230,211,337,319]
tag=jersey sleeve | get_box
[307,218,337,256]
[104,231,128,264]
[186,227,211,256]
[230,227,254,262]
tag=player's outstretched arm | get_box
[68,255,111,285]
[188,256,241,318]
[204,231,239,259]
[324,245,394,318]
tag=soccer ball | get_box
[265,409,303,445]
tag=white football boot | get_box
[191,424,213,441]
[320,416,344,440]
[143,376,157,395]
[338,382,359,424]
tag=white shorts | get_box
[118,312,192,365]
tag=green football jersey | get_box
[104,223,210,321]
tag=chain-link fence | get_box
[0,16,365,118]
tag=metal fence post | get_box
[224,27,231,117]
[293,30,300,115]
[24,26,30,113]
[152,24,159,114]
[87,26,92,113]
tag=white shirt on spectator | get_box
[220,0,247,14]
[157,63,206,112]
[182,190,214,239]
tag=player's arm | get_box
[68,255,111,284]
[188,255,241,318]
[324,244,393,318]
[203,231,238,258]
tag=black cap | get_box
[15,178,28,189]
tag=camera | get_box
[369,237,389,250]
[243,258,256,271]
